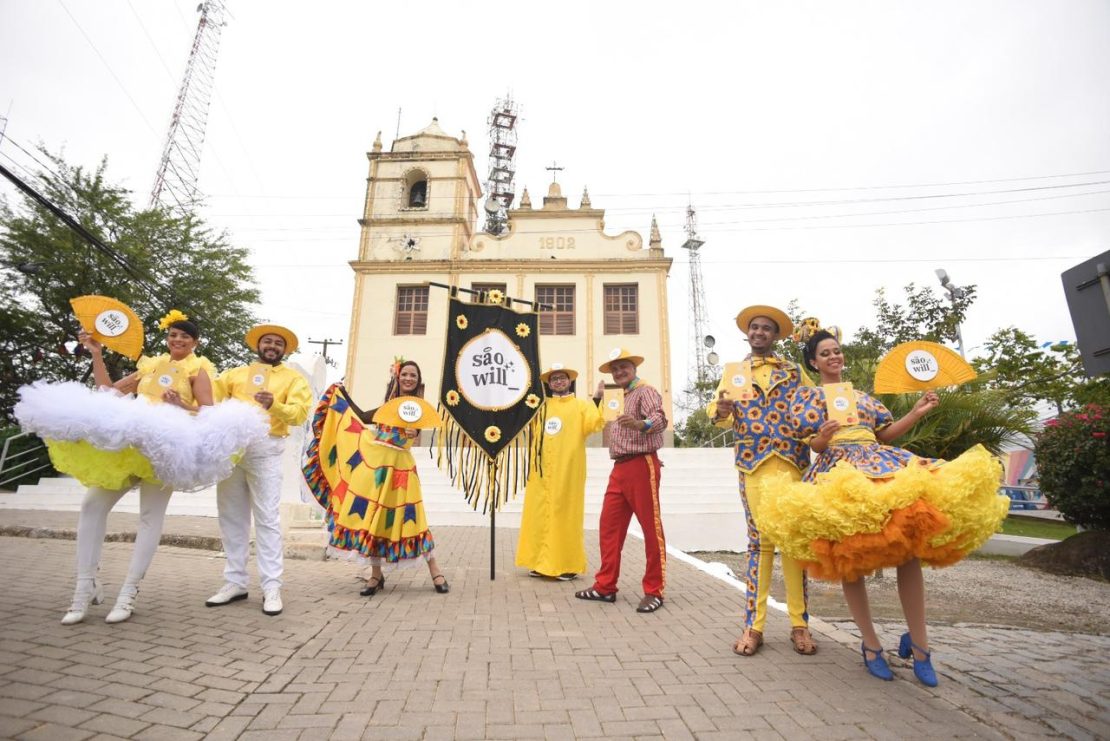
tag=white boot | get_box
[61,578,103,625]
[105,584,138,624]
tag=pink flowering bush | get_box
[1034,404,1110,530]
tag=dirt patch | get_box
[690,550,1110,635]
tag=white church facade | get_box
[343,118,675,439]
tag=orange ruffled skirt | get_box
[754,444,1008,582]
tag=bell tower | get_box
[345,118,483,398]
[355,118,482,263]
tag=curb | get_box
[0,524,323,560]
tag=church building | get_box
[343,118,675,438]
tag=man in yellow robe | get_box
[516,363,605,580]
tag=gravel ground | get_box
[690,551,1110,635]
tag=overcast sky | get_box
[2,0,1108,396]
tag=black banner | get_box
[439,295,544,458]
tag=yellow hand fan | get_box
[69,295,144,360]
[372,396,441,430]
[873,340,976,393]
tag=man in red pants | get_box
[575,348,668,613]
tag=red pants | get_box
[592,453,666,598]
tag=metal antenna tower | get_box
[483,95,518,234]
[149,0,228,211]
[682,204,710,385]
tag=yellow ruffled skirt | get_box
[45,440,157,491]
[755,445,1008,581]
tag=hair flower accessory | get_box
[792,317,842,344]
[158,309,189,330]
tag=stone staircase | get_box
[3,446,750,552]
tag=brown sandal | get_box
[790,627,818,655]
[732,628,763,656]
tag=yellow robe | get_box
[516,395,605,576]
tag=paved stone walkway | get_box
[0,516,1104,739]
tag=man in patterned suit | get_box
[712,305,817,656]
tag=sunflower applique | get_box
[515,323,531,338]
[484,426,502,443]
[456,315,468,330]
[525,394,541,409]
[486,289,504,305]
[445,390,460,406]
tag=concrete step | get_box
[6,447,751,552]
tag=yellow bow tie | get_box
[750,356,783,368]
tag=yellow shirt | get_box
[135,352,215,407]
[215,363,313,437]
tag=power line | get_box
[200,168,1110,201]
[0,160,195,322]
[56,0,159,139]
[203,184,1110,234]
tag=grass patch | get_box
[1000,516,1076,540]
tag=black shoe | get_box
[432,575,450,594]
[359,576,385,596]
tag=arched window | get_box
[402,169,429,209]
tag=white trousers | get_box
[216,435,286,591]
[76,481,173,589]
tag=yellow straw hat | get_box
[598,347,645,374]
[372,396,440,430]
[540,362,579,383]
[735,305,793,338]
[244,324,299,355]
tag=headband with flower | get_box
[791,316,843,344]
[158,309,189,331]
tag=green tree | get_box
[1034,404,1110,529]
[974,327,1110,414]
[674,374,730,447]
[0,149,260,422]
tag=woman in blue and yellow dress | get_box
[755,328,1007,686]
[303,360,449,596]
[14,311,268,625]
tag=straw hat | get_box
[244,324,299,355]
[598,347,645,374]
[540,362,579,383]
[735,305,793,338]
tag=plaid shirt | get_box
[606,378,667,459]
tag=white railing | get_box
[0,432,52,490]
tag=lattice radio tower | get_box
[483,95,518,234]
[149,0,228,211]
[682,204,711,386]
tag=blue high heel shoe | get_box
[861,643,893,681]
[898,632,938,687]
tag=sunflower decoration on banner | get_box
[437,293,545,512]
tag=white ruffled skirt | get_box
[14,381,270,491]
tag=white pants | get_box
[76,481,173,589]
[216,435,286,591]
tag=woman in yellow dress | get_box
[516,363,604,580]
[304,360,449,595]
[756,328,1006,686]
[15,312,268,625]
